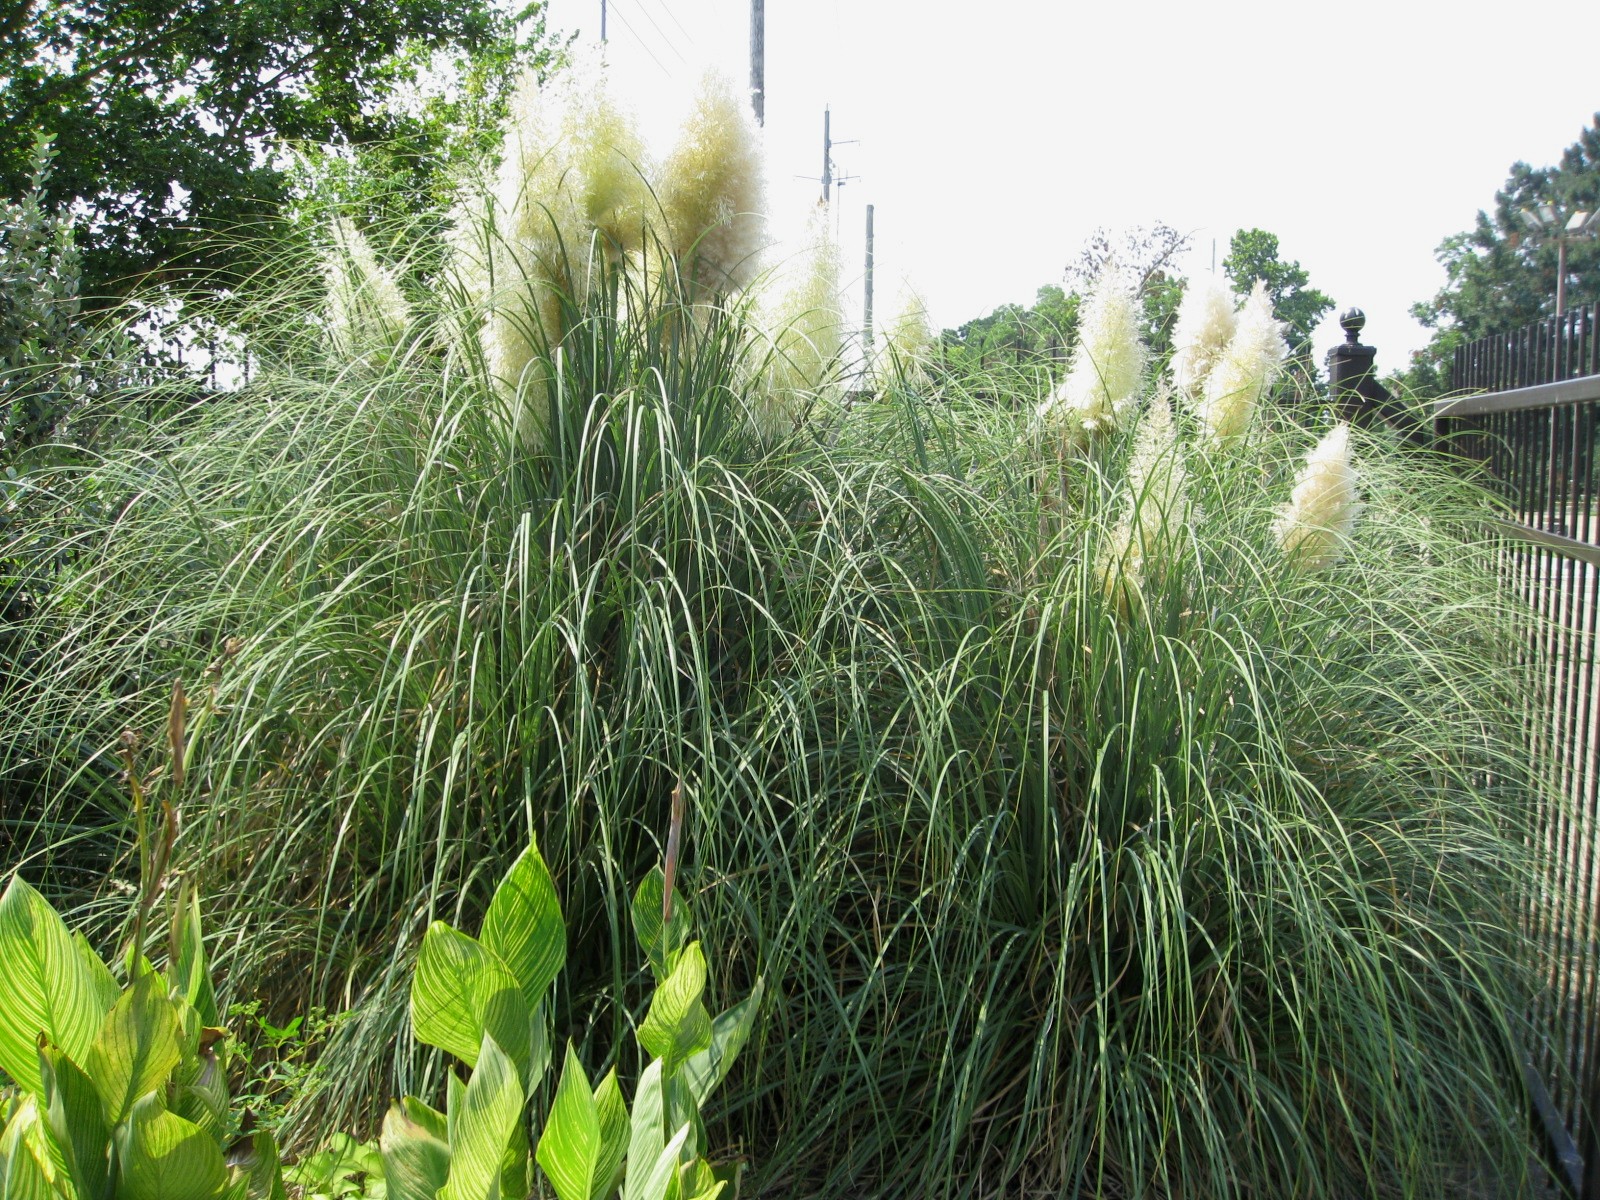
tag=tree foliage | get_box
[940,227,1193,377]
[1,138,90,463]
[0,0,563,300]
[1403,114,1600,396]
[1222,228,1332,365]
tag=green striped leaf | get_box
[535,1045,598,1200]
[170,883,219,1029]
[621,1061,664,1200]
[636,943,711,1075]
[629,1124,690,1200]
[481,844,565,1012]
[379,1096,450,1200]
[439,1035,523,1200]
[679,981,763,1109]
[0,876,114,1094]
[590,1069,628,1200]
[630,872,693,986]
[83,972,183,1129]
[40,1044,110,1200]
[115,1094,228,1200]
[0,1095,59,1200]
[411,924,531,1078]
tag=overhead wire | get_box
[628,0,692,65]
[606,0,676,81]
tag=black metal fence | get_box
[1437,306,1600,1197]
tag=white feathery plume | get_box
[324,216,411,352]
[1099,391,1189,611]
[659,70,766,297]
[464,51,651,446]
[754,209,843,438]
[1273,423,1363,570]
[1170,274,1237,394]
[1194,280,1287,443]
[1037,268,1146,440]
[869,288,935,387]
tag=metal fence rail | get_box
[1440,312,1600,1197]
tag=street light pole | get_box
[1519,206,1599,317]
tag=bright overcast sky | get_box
[541,0,1600,370]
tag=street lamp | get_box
[1517,205,1600,316]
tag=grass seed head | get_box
[1194,279,1287,443]
[659,70,767,297]
[1273,421,1363,569]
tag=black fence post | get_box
[1325,306,1424,442]
[1326,307,1383,421]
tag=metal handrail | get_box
[1435,374,1600,419]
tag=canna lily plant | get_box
[0,874,288,1200]
[383,840,760,1200]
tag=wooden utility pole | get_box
[749,0,764,126]
[863,204,875,360]
[821,107,832,205]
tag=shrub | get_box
[0,71,1544,1200]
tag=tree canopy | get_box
[1402,114,1600,395]
[0,0,562,300]
[1222,228,1332,366]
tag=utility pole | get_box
[821,108,832,205]
[600,0,607,42]
[749,0,764,126]
[863,204,876,363]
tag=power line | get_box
[621,0,691,66]
[605,0,675,80]
[644,0,698,52]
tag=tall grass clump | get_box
[2,68,1544,1200]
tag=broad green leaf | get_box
[678,982,763,1109]
[380,1098,450,1200]
[0,876,115,1094]
[284,1133,380,1196]
[399,1097,447,1143]
[444,1073,466,1150]
[410,924,531,1080]
[173,1050,229,1142]
[636,943,711,1075]
[496,1114,530,1200]
[590,1070,628,1200]
[438,1035,523,1200]
[481,844,565,1012]
[222,1130,287,1200]
[678,1159,722,1200]
[622,1061,665,1200]
[630,872,693,986]
[170,884,219,1028]
[71,935,118,1017]
[630,1125,690,1200]
[528,1003,551,1095]
[115,1094,228,1200]
[0,1096,57,1200]
[40,1044,110,1200]
[660,1078,701,1165]
[535,1045,598,1200]
[83,972,183,1128]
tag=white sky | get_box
[541,0,1600,370]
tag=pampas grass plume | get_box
[659,70,766,295]
[1171,275,1237,393]
[1100,391,1188,611]
[755,209,843,438]
[1195,280,1286,443]
[1038,268,1146,440]
[1274,422,1363,570]
[324,217,411,352]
